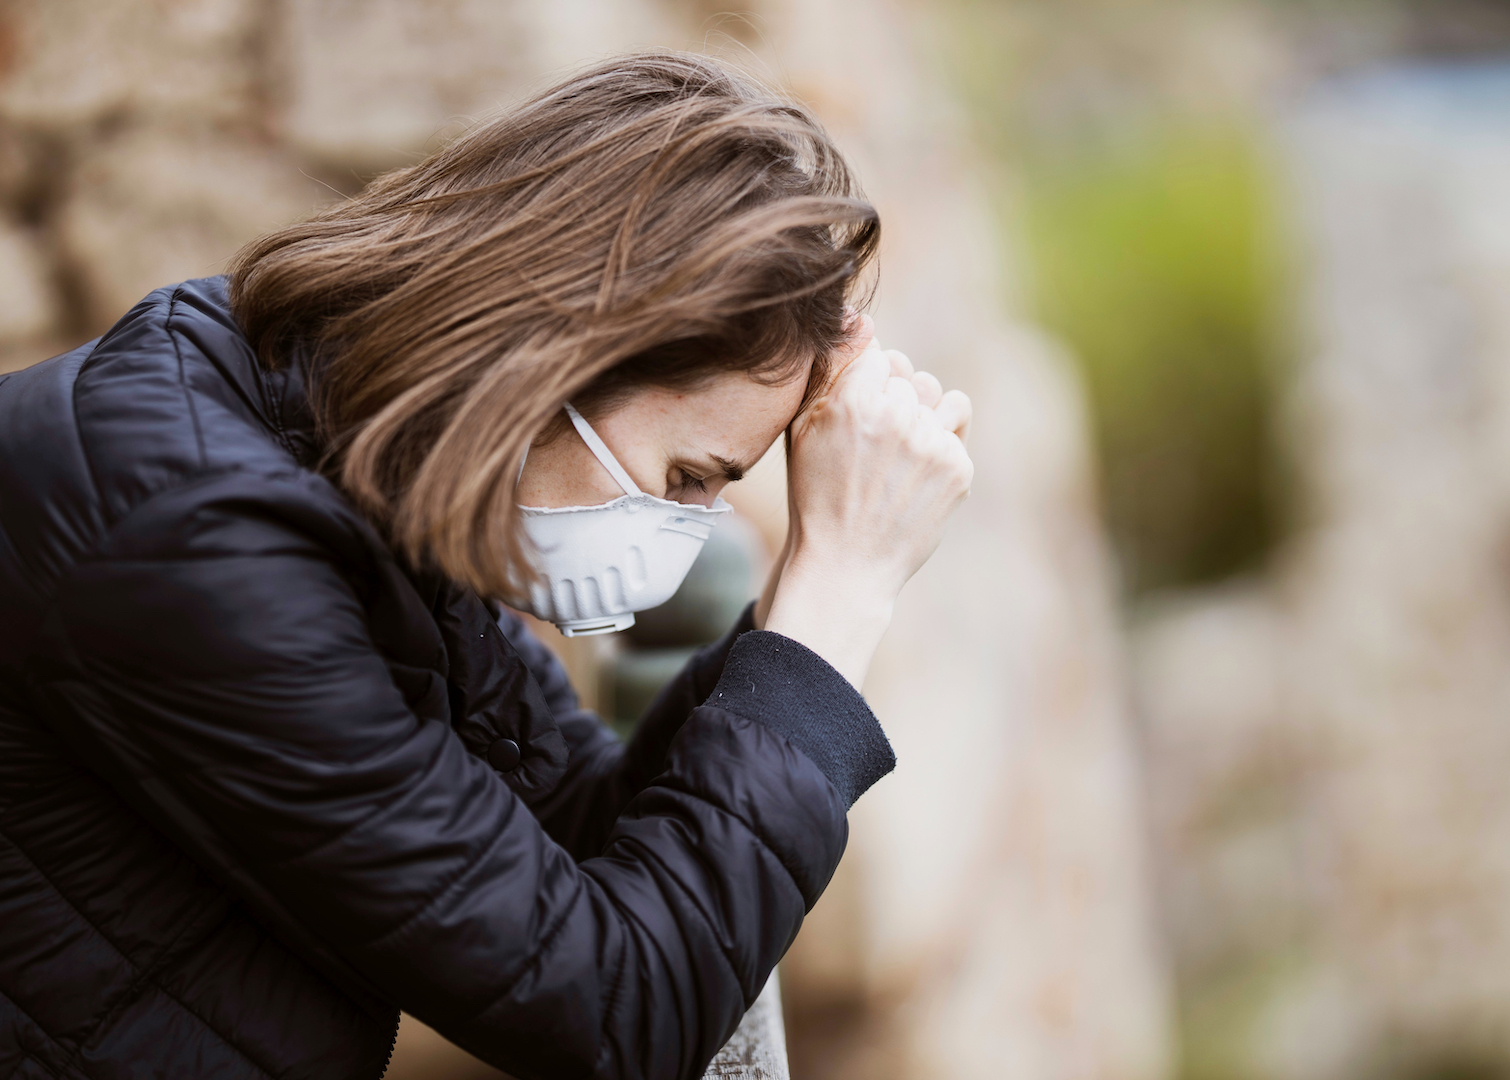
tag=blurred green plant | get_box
[937,0,1291,595]
[1021,124,1286,593]
[1176,947,1309,1080]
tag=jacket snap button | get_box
[488,738,521,772]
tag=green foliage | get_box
[1404,1059,1510,1080]
[1176,949,1308,1080]
[935,0,1290,594]
[1021,124,1286,593]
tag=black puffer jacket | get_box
[0,278,895,1080]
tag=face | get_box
[516,365,811,509]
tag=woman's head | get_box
[229,50,878,596]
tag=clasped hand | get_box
[759,315,974,689]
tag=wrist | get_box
[763,553,895,689]
[783,542,902,612]
[753,532,793,631]
[777,554,896,626]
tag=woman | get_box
[0,52,971,1080]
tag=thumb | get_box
[836,312,875,365]
[802,313,879,414]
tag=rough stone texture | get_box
[0,220,57,341]
[58,124,330,331]
[0,0,262,127]
[383,974,786,1080]
[0,122,32,203]
[273,0,683,171]
[1134,64,1510,1080]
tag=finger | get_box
[884,349,914,379]
[824,316,876,390]
[912,397,944,430]
[883,374,920,414]
[934,389,972,440]
[821,327,885,404]
[848,336,891,391]
[838,312,875,360]
[910,370,943,408]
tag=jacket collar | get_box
[181,275,326,471]
[257,349,324,470]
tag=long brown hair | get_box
[229,50,879,596]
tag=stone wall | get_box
[0,0,687,371]
[1133,62,1510,1080]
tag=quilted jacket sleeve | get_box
[44,471,893,1080]
[496,605,759,861]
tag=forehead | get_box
[639,367,811,451]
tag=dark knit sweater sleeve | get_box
[705,630,895,807]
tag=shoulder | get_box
[0,278,368,612]
[2,277,294,518]
[71,277,298,515]
[97,466,385,570]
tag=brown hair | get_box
[229,50,879,596]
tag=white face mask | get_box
[507,403,731,636]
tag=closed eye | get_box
[668,454,747,504]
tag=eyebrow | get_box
[688,453,745,483]
[710,455,746,483]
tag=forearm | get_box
[440,703,845,1080]
[762,551,894,691]
[762,318,973,689]
[752,519,790,631]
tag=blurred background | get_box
[4,0,1509,1078]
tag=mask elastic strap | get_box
[563,402,643,496]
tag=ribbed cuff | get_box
[705,630,895,807]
